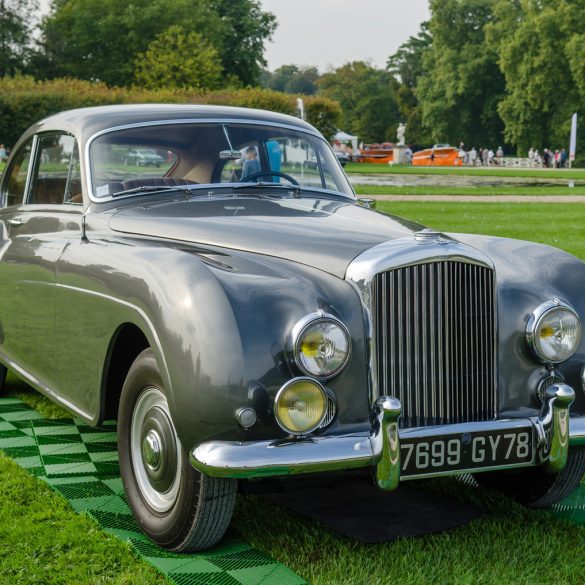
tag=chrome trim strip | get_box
[83,117,347,203]
[54,283,170,380]
[23,134,39,205]
[0,349,92,420]
[345,236,495,406]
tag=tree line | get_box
[1,0,584,155]
[0,0,276,88]
[263,0,585,155]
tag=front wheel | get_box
[474,447,585,507]
[118,349,237,552]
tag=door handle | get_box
[7,219,25,227]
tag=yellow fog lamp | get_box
[274,378,328,436]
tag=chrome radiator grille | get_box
[372,261,496,428]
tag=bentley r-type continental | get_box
[1,105,584,551]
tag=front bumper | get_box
[190,384,577,489]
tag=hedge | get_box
[0,76,341,147]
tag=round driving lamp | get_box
[274,378,328,435]
[292,313,351,379]
[526,300,582,364]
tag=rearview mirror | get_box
[220,150,242,160]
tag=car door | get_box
[0,132,83,393]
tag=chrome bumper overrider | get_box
[190,384,578,488]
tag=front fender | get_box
[167,248,371,448]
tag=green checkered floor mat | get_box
[0,398,306,585]
[551,484,585,525]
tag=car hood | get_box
[108,196,426,277]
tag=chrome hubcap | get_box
[131,387,182,513]
[142,430,162,470]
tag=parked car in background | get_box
[124,147,166,167]
[1,105,585,553]
[334,150,350,166]
[412,144,462,166]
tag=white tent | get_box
[333,130,358,152]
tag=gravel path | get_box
[368,195,585,203]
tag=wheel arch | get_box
[99,322,154,423]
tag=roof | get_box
[17,104,320,149]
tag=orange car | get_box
[412,145,462,166]
[356,142,394,164]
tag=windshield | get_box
[89,122,354,199]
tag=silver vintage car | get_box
[1,105,584,552]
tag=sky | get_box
[260,0,430,71]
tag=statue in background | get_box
[397,123,406,146]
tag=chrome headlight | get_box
[526,300,582,363]
[292,313,351,379]
[274,378,327,435]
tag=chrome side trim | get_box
[54,283,170,379]
[0,349,92,420]
[345,236,495,405]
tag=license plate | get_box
[400,427,534,478]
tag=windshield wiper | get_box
[231,182,301,196]
[111,185,200,198]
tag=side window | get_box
[3,139,33,207]
[29,134,79,205]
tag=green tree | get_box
[317,61,400,143]
[0,0,38,77]
[205,0,276,87]
[35,0,274,87]
[134,26,223,90]
[487,0,585,153]
[416,0,506,149]
[263,64,320,95]
[387,22,433,146]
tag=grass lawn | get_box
[345,162,585,179]
[1,373,166,584]
[2,201,585,584]
[354,184,585,196]
[375,201,585,260]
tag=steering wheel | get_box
[239,170,300,185]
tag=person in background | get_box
[241,146,262,181]
[528,147,534,162]
[0,144,7,162]
[561,148,568,168]
[542,149,550,168]
[404,146,413,164]
[488,148,494,166]
[458,146,466,165]
[469,147,478,166]
[496,146,504,166]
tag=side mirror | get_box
[358,198,376,209]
